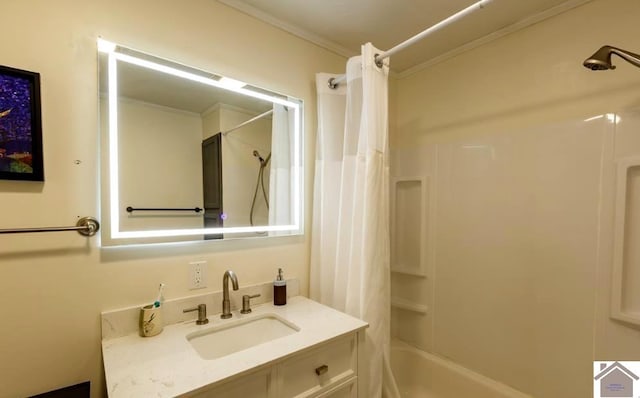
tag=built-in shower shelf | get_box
[391,266,427,278]
[612,157,640,326]
[391,297,428,314]
[391,176,428,277]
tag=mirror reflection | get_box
[98,40,302,245]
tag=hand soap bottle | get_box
[274,268,287,306]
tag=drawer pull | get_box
[315,364,329,376]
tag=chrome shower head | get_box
[584,45,640,71]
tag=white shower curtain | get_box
[311,43,398,398]
[269,103,294,233]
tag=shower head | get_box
[583,45,640,71]
[252,150,271,167]
[583,46,616,70]
[253,150,264,162]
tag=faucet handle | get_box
[240,294,261,314]
[183,303,209,325]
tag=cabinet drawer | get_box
[278,335,357,398]
[187,368,271,398]
[317,378,357,398]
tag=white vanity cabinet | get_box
[102,296,368,398]
[189,333,359,398]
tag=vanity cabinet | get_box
[102,296,368,398]
[190,368,271,398]
[189,333,359,398]
[185,369,272,398]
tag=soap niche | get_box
[391,177,427,277]
[612,158,640,325]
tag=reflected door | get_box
[202,133,223,240]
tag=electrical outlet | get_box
[189,261,207,290]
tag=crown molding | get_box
[218,0,356,59]
[201,102,269,118]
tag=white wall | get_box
[104,98,204,233]
[0,1,345,397]
[202,105,220,141]
[393,0,640,397]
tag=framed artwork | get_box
[0,65,43,181]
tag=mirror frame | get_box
[98,39,303,242]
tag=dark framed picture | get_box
[0,65,43,181]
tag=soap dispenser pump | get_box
[273,268,287,306]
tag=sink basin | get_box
[186,313,300,360]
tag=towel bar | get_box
[126,207,203,213]
[0,217,100,236]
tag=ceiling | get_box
[218,0,593,74]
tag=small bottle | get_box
[274,268,287,306]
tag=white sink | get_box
[186,313,300,360]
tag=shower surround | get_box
[389,110,640,397]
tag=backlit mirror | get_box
[98,39,303,246]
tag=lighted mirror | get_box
[98,39,303,246]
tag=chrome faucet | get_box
[221,270,239,319]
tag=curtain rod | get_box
[221,109,274,136]
[328,0,494,89]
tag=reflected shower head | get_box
[584,45,640,71]
[252,150,271,167]
[253,150,264,162]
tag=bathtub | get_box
[390,339,531,398]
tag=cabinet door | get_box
[188,368,271,398]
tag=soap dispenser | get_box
[274,268,287,306]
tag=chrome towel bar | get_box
[0,217,100,237]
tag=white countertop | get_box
[102,296,368,397]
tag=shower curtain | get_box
[311,43,399,398]
[269,103,294,232]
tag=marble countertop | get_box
[102,296,368,397]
